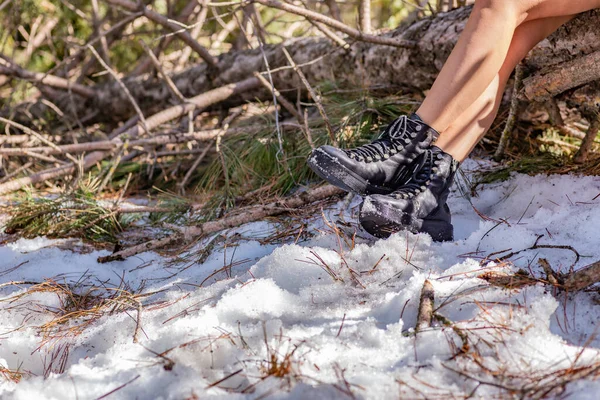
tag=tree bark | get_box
[24,8,600,125]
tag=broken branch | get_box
[98,184,344,262]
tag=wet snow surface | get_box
[2,159,600,399]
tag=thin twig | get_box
[178,144,213,194]
[0,57,96,98]
[87,44,150,135]
[95,375,141,400]
[98,184,344,262]
[0,117,80,165]
[253,71,303,122]
[139,40,187,103]
[252,0,415,48]
[104,0,218,67]
[282,47,336,145]
[0,78,260,195]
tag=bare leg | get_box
[435,15,574,161]
[416,0,600,133]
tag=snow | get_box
[2,159,600,399]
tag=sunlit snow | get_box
[2,159,600,399]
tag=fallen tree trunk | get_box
[23,7,600,125]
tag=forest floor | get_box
[1,158,600,399]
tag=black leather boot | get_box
[359,146,459,241]
[307,114,439,195]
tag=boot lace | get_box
[392,149,441,199]
[345,115,423,162]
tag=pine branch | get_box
[98,184,344,263]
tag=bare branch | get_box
[98,184,344,262]
[0,117,79,165]
[494,63,523,161]
[0,78,260,195]
[252,0,415,48]
[574,111,599,163]
[282,47,336,145]
[308,20,350,50]
[104,0,218,67]
[416,280,434,332]
[358,0,371,34]
[87,44,150,135]
[139,40,187,103]
[0,57,96,98]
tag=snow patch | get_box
[2,165,600,398]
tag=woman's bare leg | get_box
[435,15,574,161]
[416,0,600,133]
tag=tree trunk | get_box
[43,7,600,125]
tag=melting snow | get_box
[2,159,600,399]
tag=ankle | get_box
[431,139,468,163]
[413,108,446,133]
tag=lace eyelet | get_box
[383,154,390,159]
[415,125,422,131]
[410,132,417,138]
[365,156,373,163]
[404,138,411,144]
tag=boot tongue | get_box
[380,116,409,141]
[391,150,427,189]
[407,151,430,184]
[393,151,432,197]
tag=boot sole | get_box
[307,148,392,196]
[359,203,454,242]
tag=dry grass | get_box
[1,277,152,345]
[0,366,28,383]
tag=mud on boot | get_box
[359,146,458,242]
[307,114,439,195]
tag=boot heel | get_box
[420,216,453,242]
[418,204,453,241]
